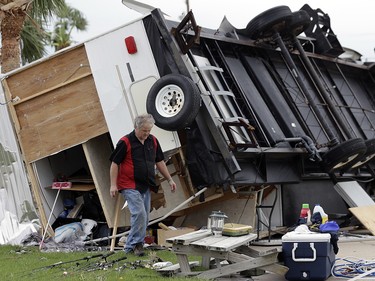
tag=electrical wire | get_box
[331,257,375,279]
[0,97,18,105]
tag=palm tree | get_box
[19,2,87,65]
[20,18,49,65]
[49,2,87,51]
[0,0,65,73]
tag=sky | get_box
[65,0,375,62]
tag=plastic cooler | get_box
[282,232,335,281]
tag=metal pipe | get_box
[273,32,338,146]
[276,135,321,162]
[293,38,355,139]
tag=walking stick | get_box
[110,195,122,251]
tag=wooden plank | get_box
[157,261,199,274]
[236,244,281,257]
[190,235,229,248]
[16,76,108,162]
[226,251,253,263]
[207,234,257,251]
[230,249,288,275]
[67,203,83,218]
[82,134,124,228]
[149,158,193,221]
[166,229,212,245]
[5,46,90,100]
[176,254,191,273]
[12,73,92,106]
[4,45,108,163]
[172,244,230,260]
[182,193,257,231]
[191,234,257,252]
[28,162,51,235]
[260,264,289,276]
[196,252,278,279]
[349,205,375,236]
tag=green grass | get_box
[0,245,201,281]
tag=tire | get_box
[146,74,201,131]
[349,139,375,169]
[283,10,311,38]
[246,6,293,40]
[322,138,366,173]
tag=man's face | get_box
[135,123,153,142]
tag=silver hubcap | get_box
[155,84,184,117]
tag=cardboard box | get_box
[157,227,195,247]
[282,232,335,281]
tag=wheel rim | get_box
[350,139,375,169]
[155,84,185,117]
[351,152,375,169]
[332,153,360,170]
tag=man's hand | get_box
[110,185,118,197]
[168,178,176,192]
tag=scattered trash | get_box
[54,219,97,243]
[152,261,173,269]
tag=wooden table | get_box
[165,229,287,279]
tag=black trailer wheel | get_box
[322,138,366,173]
[246,6,292,40]
[349,139,375,169]
[146,74,201,131]
[283,10,311,38]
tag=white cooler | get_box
[282,231,335,281]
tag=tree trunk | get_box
[1,8,26,73]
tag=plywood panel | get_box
[15,76,108,162]
[182,192,258,229]
[349,205,375,236]
[3,45,108,163]
[6,46,90,100]
[82,134,125,228]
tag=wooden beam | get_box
[196,252,278,279]
[27,162,51,236]
[12,72,92,106]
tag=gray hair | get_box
[134,113,155,129]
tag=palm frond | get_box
[20,19,49,64]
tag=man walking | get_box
[109,113,176,256]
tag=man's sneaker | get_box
[134,243,145,257]
[124,248,133,254]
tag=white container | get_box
[313,204,328,224]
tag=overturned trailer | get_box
[2,4,375,239]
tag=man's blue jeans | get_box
[121,188,150,253]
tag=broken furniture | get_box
[165,229,286,279]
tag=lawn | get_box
[0,245,201,281]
